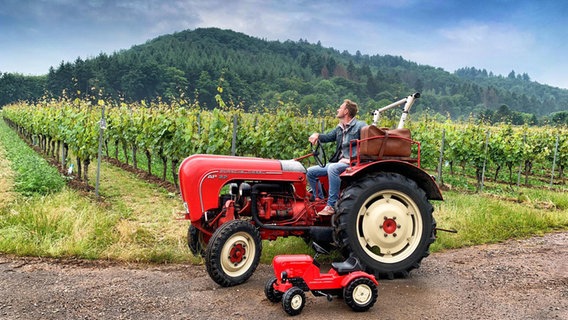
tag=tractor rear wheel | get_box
[205,220,262,287]
[336,172,436,279]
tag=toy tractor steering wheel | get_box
[311,141,327,168]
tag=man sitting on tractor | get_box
[307,99,366,216]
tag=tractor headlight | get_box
[229,183,239,195]
[239,183,252,197]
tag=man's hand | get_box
[309,133,319,145]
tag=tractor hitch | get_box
[435,227,458,233]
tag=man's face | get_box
[336,102,348,119]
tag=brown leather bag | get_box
[359,125,412,157]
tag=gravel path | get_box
[1,232,567,320]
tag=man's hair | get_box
[344,99,358,117]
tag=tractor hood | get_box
[178,154,307,222]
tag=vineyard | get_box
[2,98,567,193]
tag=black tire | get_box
[336,172,436,279]
[282,287,306,316]
[264,276,283,303]
[205,220,262,287]
[343,277,378,312]
[187,224,206,258]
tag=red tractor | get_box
[178,93,443,287]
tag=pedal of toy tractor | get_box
[331,256,363,275]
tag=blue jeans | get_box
[307,162,349,207]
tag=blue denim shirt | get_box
[318,118,367,162]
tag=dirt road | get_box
[1,232,567,320]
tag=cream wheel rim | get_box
[352,283,373,305]
[356,189,423,263]
[290,294,303,310]
[220,231,256,277]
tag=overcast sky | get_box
[1,0,567,89]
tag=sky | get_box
[1,0,568,89]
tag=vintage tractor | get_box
[178,93,443,287]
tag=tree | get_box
[496,104,512,123]
[0,72,46,106]
[551,111,568,125]
[159,67,188,101]
[196,71,216,108]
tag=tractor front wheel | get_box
[205,220,262,287]
[336,172,436,279]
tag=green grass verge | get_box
[0,119,65,196]
[0,191,118,258]
[431,189,568,251]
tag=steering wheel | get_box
[311,141,327,168]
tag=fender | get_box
[340,271,379,287]
[341,160,443,201]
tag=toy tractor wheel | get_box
[282,287,306,316]
[205,220,262,287]
[187,224,207,258]
[343,277,378,312]
[336,172,436,279]
[264,276,283,303]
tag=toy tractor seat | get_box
[357,125,414,161]
[331,256,364,275]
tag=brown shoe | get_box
[317,205,335,216]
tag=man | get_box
[307,99,366,216]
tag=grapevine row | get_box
[2,99,566,191]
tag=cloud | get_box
[438,21,535,53]
[189,0,332,42]
[397,21,537,76]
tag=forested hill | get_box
[1,27,567,124]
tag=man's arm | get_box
[313,127,338,144]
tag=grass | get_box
[431,190,568,252]
[0,191,118,258]
[0,139,16,208]
[0,120,65,196]
[90,163,193,263]
[1,115,567,265]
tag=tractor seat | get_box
[331,256,363,275]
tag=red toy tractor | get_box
[178,93,443,287]
[265,242,378,316]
